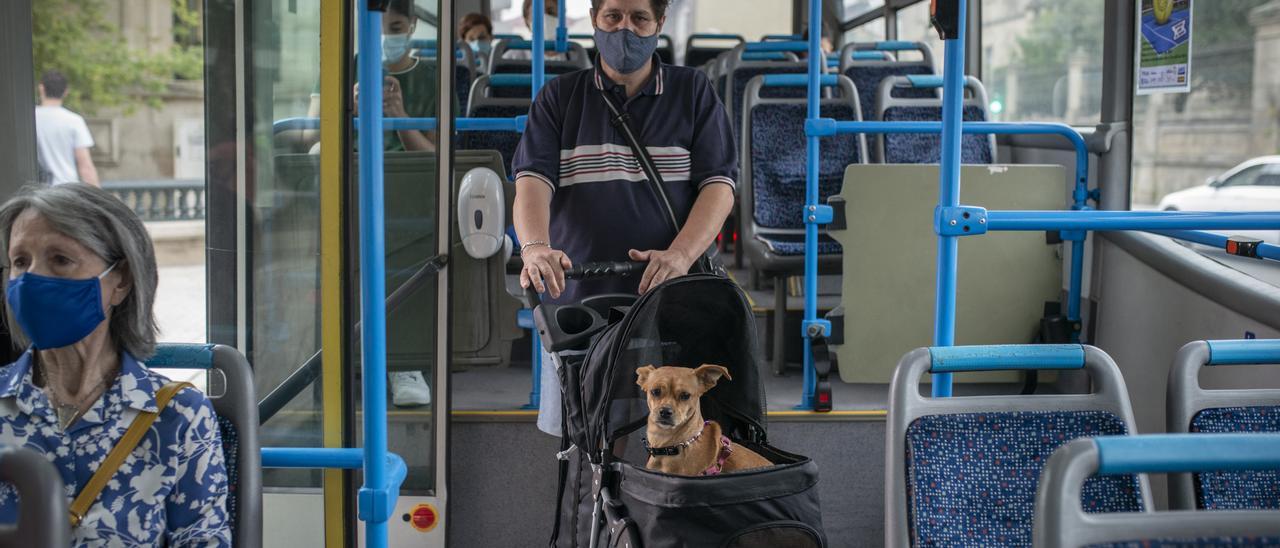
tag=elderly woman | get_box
[0,184,229,546]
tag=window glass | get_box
[844,0,884,20]
[1221,165,1265,188]
[896,2,945,65]
[843,18,885,44]
[1133,0,1274,211]
[981,0,1105,125]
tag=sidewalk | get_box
[149,220,208,387]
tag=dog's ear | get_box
[693,364,731,391]
[636,365,656,388]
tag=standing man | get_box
[34,71,99,186]
[511,0,737,435]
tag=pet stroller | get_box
[535,272,826,548]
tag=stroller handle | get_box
[564,261,646,280]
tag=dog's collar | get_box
[643,420,709,457]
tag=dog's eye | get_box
[679,392,691,401]
[649,388,661,397]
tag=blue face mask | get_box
[594,27,658,74]
[382,33,411,65]
[468,40,492,55]
[6,263,116,350]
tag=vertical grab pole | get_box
[799,0,823,409]
[357,3,390,547]
[532,0,546,98]
[555,0,568,53]
[932,0,968,398]
[1067,160,1089,340]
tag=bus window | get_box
[980,0,1105,125]
[1132,0,1271,212]
[842,18,885,44]
[895,2,945,65]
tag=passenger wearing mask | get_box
[511,0,737,435]
[501,0,567,61]
[0,183,229,545]
[459,12,495,69]
[305,0,442,152]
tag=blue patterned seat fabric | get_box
[218,415,239,534]
[905,410,1142,547]
[1087,538,1280,548]
[750,103,859,230]
[459,104,529,175]
[882,105,993,164]
[1190,406,1280,510]
[754,233,842,256]
[843,64,934,121]
[731,66,808,141]
[456,65,472,112]
[491,62,583,76]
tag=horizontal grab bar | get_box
[1094,434,1280,475]
[929,344,1086,373]
[1205,339,1280,365]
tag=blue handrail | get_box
[742,52,793,61]
[1094,434,1280,475]
[1151,230,1280,262]
[929,344,1086,373]
[745,41,810,53]
[271,116,527,134]
[1205,339,1280,365]
[764,74,838,87]
[798,0,825,410]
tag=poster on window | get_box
[1136,0,1193,94]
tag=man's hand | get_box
[629,247,696,294]
[520,246,573,299]
[383,76,408,118]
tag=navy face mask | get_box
[6,262,116,349]
[594,27,658,74]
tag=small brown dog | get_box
[635,364,772,476]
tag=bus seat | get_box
[839,41,936,121]
[0,447,69,547]
[887,345,1150,548]
[488,39,591,75]
[150,343,262,548]
[656,34,675,65]
[684,33,746,67]
[1033,434,1280,548]
[724,48,807,142]
[828,164,1066,384]
[455,42,476,109]
[1167,340,1280,511]
[740,74,865,373]
[878,75,995,164]
[462,76,532,174]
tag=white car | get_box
[1158,156,1280,244]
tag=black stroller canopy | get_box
[569,275,767,458]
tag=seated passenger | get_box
[460,12,495,70]
[0,183,229,546]
[305,0,442,152]
[511,0,737,435]
[500,0,567,62]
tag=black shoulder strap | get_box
[598,89,717,275]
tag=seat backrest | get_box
[461,85,531,175]
[740,74,866,235]
[0,447,68,547]
[150,343,262,548]
[839,41,935,120]
[1033,434,1280,548]
[723,49,807,143]
[488,39,591,75]
[1167,339,1280,511]
[656,34,675,65]
[684,33,745,67]
[878,75,996,164]
[885,345,1150,548]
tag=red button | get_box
[409,504,438,532]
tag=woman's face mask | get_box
[382,32,412,65]
[468,40,492,55]
[7,262,117,349]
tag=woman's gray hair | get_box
[0,184,160,358]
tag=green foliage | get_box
[31,0,202,115]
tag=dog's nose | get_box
[658,407,673,419]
